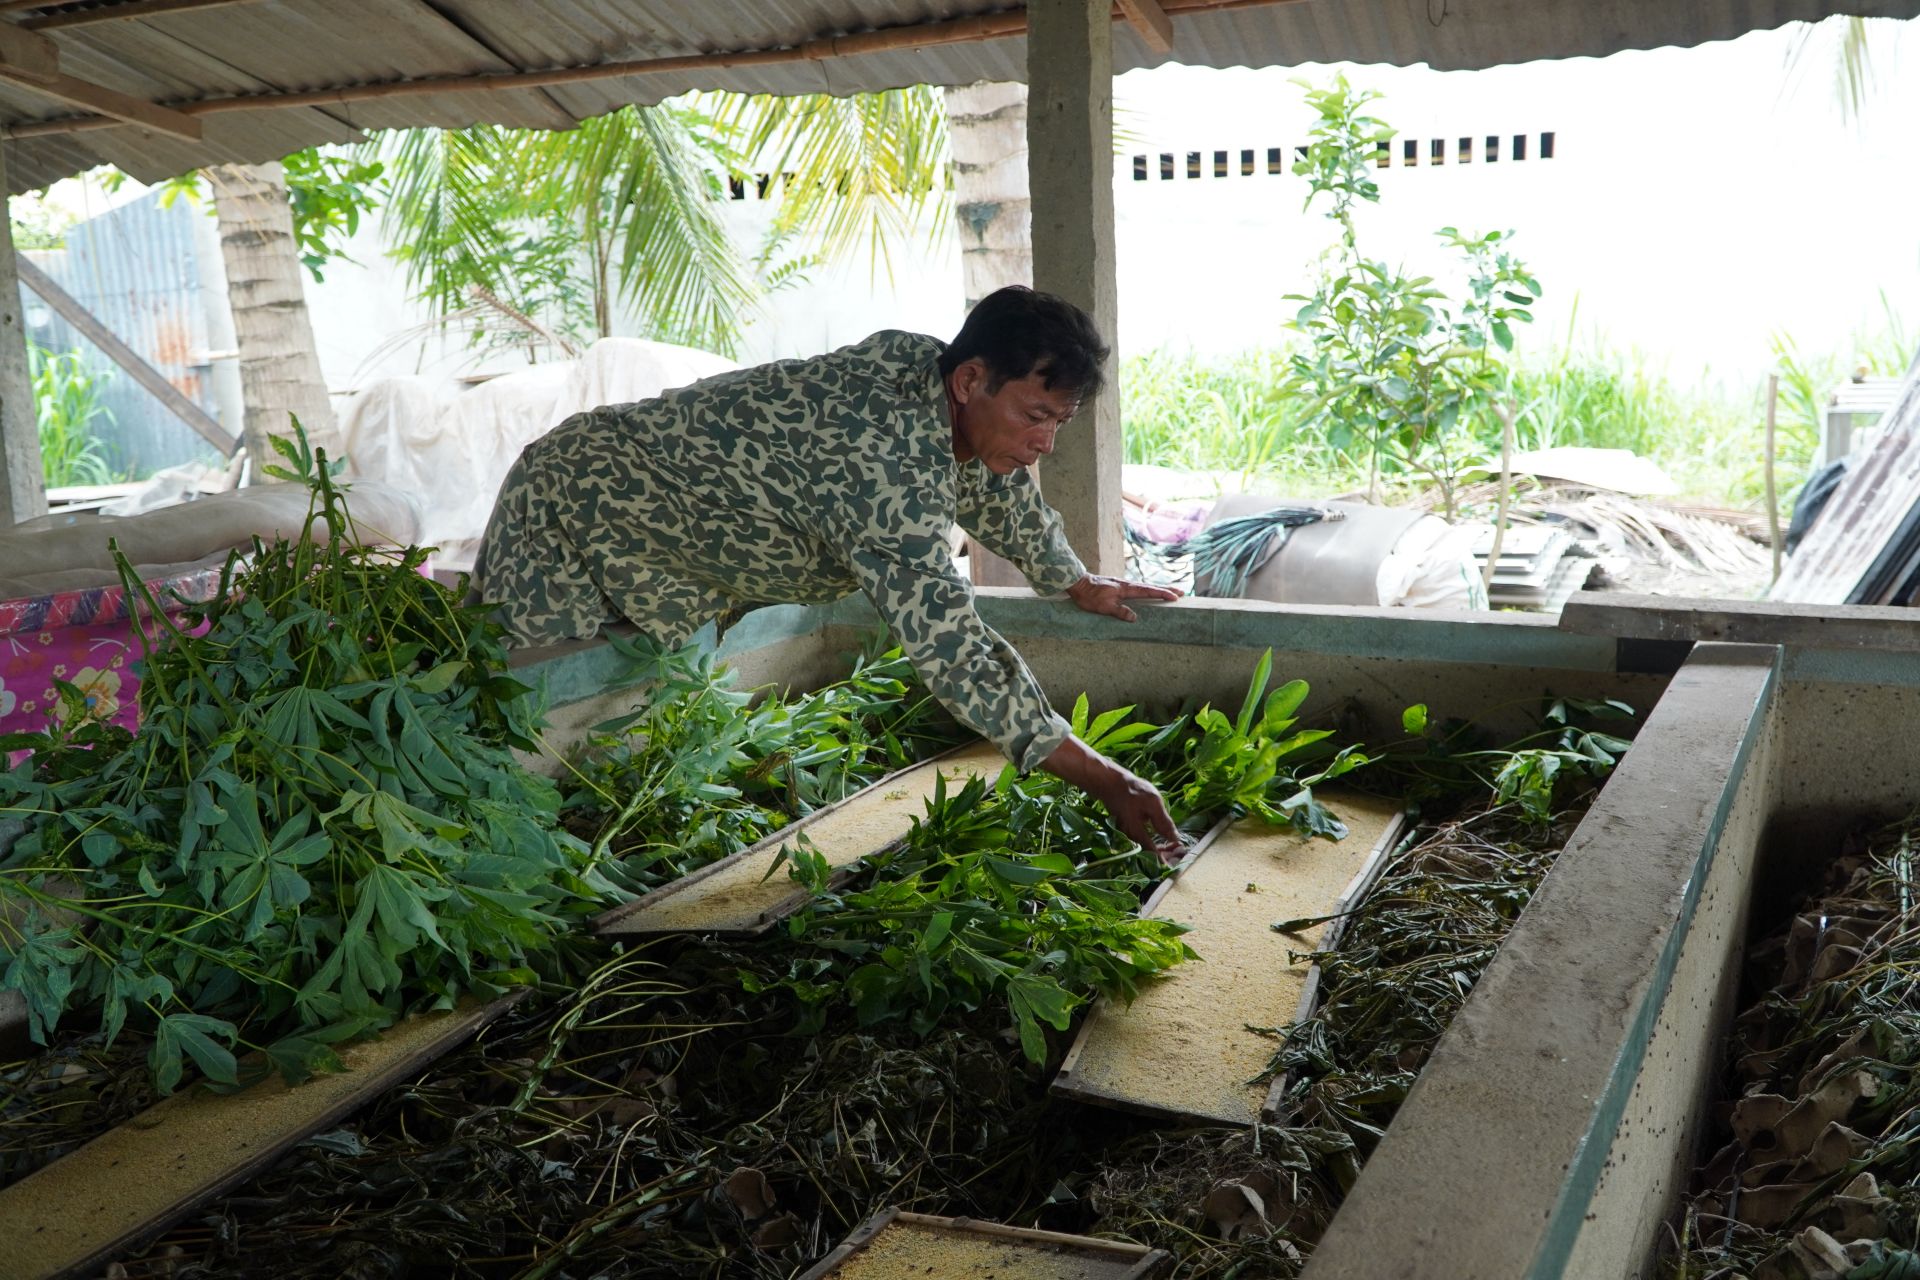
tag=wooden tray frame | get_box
[798,1207,1172,1280]
[592,742,985,938]
[1051,805,1407,1127]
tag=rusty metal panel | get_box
[20,190,224,477]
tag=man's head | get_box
[940,286,1111,475]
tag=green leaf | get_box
[1402,703,1429,734]
[1235,650,1274,737]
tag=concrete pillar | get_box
[1026,0,1125,578]
[0,141,45,525]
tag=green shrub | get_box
[30,342,123,488]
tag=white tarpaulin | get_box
[337,337,738,571]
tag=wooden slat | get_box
[16,257,237,455]
[799,1208,1171,1280]
[0,995,520,1280]
[594,742,1005,938]
[1115,0,1175,52]
[1051,793,1406,1127]
[0,22,56,83]
[0,67,200,137]
[19,0,261,29]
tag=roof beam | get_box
[2,66,201,135]
[0,21,56,83]
[2,0,1302,140]
[17,0,263,31]
[1115,0,1175,53]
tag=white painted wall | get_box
[293,18,1916,395]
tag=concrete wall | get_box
[510,594,1920,1279]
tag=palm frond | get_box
[709,87,950,285]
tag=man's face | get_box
[949,361,1084,475]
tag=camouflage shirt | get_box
[476,330,1088,771]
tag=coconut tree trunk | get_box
[210,161,340,473]
[945,82,1038,587]
[943,82,1032,309]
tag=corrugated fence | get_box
[20,191,224,478]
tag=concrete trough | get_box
[21,587,1904,1277]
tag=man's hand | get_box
[1041,734,1185,864]
[1065,575,1182,624]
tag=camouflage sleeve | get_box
[955,467,1088,595]
[840,525,1071,772]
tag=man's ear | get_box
[950,357,989,405]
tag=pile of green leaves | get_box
[751,660,1363,1064]
[563,632,960,890]
[1171,650,1368,834]
[0,432,615,1092]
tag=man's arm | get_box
[958,469,1182,619]
[839,525,1183,860]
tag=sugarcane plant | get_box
[0,424,618,1092]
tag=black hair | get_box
[938,285,1110,402]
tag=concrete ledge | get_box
[1561,592,1920,653]
[1301,642,1782,1280]
[968,590,1620,671]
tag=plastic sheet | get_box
[336,337,738,571]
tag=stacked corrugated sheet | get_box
[1473,525,1603,611]
[1772,350,1920,606]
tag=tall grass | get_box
[31,343,124,488]
[1120,349,1365,494]
[1121,309,1915,509]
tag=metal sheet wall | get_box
[19,192,225,478]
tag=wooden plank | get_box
[20,0,260,30]
[0,68,200,138]
[594,742,1005,938]
[0,995,520,1280]
[1051,792,1407,1128]
[16,257,237,455]
[1259,812,1411,1121]
[1115,0,1175,52]
[0,22,56,83]
[1560,591,1920,653]
[799,1208,1171,1280]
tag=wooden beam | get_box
[3,69,202,137]
[0,139,46,524]
[1115,0,1175,53]
[16,257,240,456]
[4,0,1310,139]
[19,0,260,30]
[0,20,57,83]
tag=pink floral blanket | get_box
[0,566,227,738]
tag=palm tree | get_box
[943,82,1033,309]
[377,88,951,359]
[208,161,342,466]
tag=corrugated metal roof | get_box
[3,0,1916,193]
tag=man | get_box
[475,286,1184,858]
